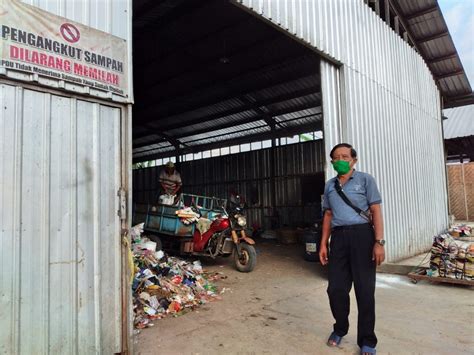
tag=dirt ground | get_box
[135,239,474,355]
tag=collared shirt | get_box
[323,170,382,227]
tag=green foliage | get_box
[299,133,313,142]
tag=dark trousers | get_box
[327,224,377,348]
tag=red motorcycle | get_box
[144,194,257,272]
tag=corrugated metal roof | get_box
[443,104,474,139]
[133,141,172,154]
[394,0,474,107]
[180,120,268,143]
[132,0,473,162]
[131,0,322,162]
[133,145,176,159]
[187,126,270,147]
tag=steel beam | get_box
[405,6,438,21]
[416,31,449,43]
[384,0,390,26]
[133,120,323,163]
[435,69,464,80]
[427,53,457,64]
[134,94,320,141]
[133,100,321,150]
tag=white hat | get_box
[165,161,175,168]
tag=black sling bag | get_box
[334,179,373,224]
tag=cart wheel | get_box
[410,278,418,284]
[147,235,163,251]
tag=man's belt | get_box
[332,223,371,231]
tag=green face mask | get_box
[332,160,351,175]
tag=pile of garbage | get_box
[130,224,225,329]
[428,233,474,280]
[176,207,200,225]
[448,224,472,238]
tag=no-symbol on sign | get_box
[60,23,80,43]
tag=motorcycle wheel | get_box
[233,243,257,272]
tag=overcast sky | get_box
[438,0,474,88]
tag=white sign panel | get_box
[0,0,128,98]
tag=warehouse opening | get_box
[131,0,329,248]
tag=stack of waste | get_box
[448,224,472,237]
[130,224,225,329]
[428,233,474,280]
[175,207,200,225]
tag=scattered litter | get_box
[130,224,226,329]
[206,272,228,281]
[131,223,144,243]
[155,250,165,260]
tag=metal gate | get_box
[0,82,125,354]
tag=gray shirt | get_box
[323,170,382,227]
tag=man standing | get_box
[159,161,182,198]
[319,143,385,355]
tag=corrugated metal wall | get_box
[19,0,134,102]
[133,140,326,229]
[0,83,123,353]
[321,60,343,159]
[236,0,448,261]
[0,2,133,353]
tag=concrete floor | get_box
[135,239,474,355]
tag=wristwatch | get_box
[375,239,385,246]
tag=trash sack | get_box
[159,194,176,206]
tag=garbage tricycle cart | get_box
[144,193,257,272]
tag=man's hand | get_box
[372,244,385,266]
[319,245,329,265]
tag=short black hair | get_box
[330,143,357,159]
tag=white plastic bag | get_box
[159,194,176,205]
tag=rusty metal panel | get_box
[0,83,123,354]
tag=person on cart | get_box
[158,161,182,205]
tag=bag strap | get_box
[334,179,371,222]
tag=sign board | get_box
[0,0,128,98]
